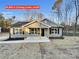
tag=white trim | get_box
[21,20,37,27]
[22,20,51,28]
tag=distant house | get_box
[10,19,64,38]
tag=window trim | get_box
[29,28,40,35]
[51,28,59,34]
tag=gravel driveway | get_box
[0,36,79,59]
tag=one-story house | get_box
[10,19,64,38]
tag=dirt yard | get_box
[0,36,79,59]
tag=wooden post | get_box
[34,28,35,35]
[9,28,14,38]
[40,28,41,36]
[9,28,11,38]
[48,28,49,38]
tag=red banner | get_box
[5,5,40,9]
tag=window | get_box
[30,28,34,34]
[15,29,18,34]
[37,28,40,34]
[35,28,37,34]
[51,29,54,34]
[13,28,22,34]
[36,28,40,34]
[58,28,59,34]
[51,28,59,34]
[55,29,58,33]
[19,29,22,34]
[29,28,40,35]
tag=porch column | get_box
[9,28,13,38]
[40,28,41,36]
[14,28,16,34]
[48,28,49,38]
[34,28,35,35]
[10,28,13,35]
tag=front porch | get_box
[10,27,63,38]
[10,28,50,38]
[29,28,50,37]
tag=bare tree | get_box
[52,0,63,24]
[72,0,79,35]
[65,0,73,24]
[25,10,44,21]
[54,8,62,24]
[64,0,73,33]
[37,13,44,20]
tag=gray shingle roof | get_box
[11,22,29,27]
[11,19,63,28]
[41,19,63,27]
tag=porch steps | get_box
[24,37,50,42]
[0,37,50,43]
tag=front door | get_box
[41,29,44,36]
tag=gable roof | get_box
[11,18,64,28]
[23,21,50,28]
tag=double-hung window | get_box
[51,28,59,34]
[30,28,40,35]
[30,28,34,34]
